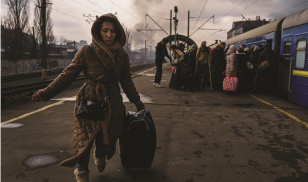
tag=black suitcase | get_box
[119,110,157,170]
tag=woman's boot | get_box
[74,168,89,182]
[93,147,107,172]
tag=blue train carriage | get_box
[210,18,286,52]
[280,8,308,108]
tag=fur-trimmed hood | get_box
[91,13,126,68]
[227,45,236,55]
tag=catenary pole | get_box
[188,10,190,38]
[170,10,172,53]
[144,40,146,64]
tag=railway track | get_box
[1,69,65,83]
[1,63,155,99]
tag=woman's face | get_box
[100,21,116,45]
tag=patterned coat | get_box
[226,45,238,77]
[38,14,140,167]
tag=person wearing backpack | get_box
[195,41,212,90]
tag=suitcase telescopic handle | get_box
[127,119,150,132]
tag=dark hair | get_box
[171,45,177,49]
[162,38,168,43]
[221,42,226,45]
[96,19,118,42]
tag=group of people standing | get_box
[154,38,280,94]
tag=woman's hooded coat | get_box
[226,45,237,77]
[38,14,140,167]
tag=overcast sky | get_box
[2,0,308,50]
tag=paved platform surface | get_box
[1,64,308,182]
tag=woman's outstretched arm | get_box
[35,45,87,102]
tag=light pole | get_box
[173,6,178,46]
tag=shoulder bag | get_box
[258,52,272,71]
[76,45,120,119]
[171,50,182,66]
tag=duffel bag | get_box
[223,73,239,92]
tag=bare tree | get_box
[1,0,31,59]
[59,36,67,45]
[33,0,54,45]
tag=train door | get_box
[280,36,293,94]
[288,35,308,108]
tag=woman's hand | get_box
[32,92,42,102]
[135,101,145,111]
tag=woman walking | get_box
[32,14,145,182]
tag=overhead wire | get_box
[60,1,87,14]
[200,0,245,39]
[272,4,308,20]
[267,1,308,17]
[70,0,104,14]
[57,1,85,16]
[109,0,144,21]
[88,0,109,13]
[53,8,85,21]
[205,0,259,40]
[191,0,209,33]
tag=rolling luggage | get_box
[119,110,156,170]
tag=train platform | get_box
[1,64,308,182]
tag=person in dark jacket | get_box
[212,42,226,90]
[154,38,172,88]
[179,43,185,53]
[188,44,197,72]
[195,41,212,90]
[187,44,198,89]
[256,44,279,94]
[247,46,263,91]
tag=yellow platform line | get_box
[2,67,157,125]
[1,97,75,126]
[246,93,308,128]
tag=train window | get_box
[295,40,306,69]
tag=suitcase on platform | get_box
[119,110,157,170]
